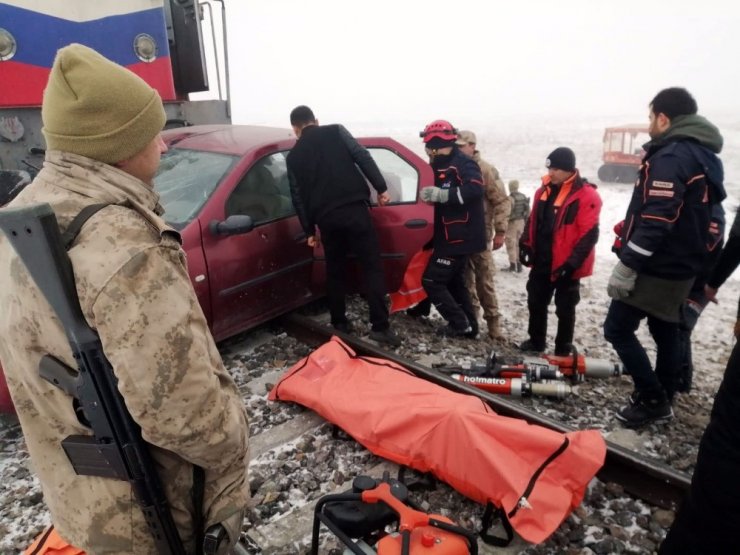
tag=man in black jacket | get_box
[604,87,726,427]
[287,105,400,346]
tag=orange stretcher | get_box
[269,337,606,544]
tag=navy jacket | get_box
[287,124,386,234]
[619,115,726,280]
[430,148,487,256]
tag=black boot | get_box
[616,390,673,428]
[516,263,522,273]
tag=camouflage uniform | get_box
[505,181,530,268]
[0,152,250,554]
[464,152,511,339]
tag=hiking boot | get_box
[519,339,545,353]
[369,328,402,347]
[333,321,355,334]
[436,324,474,338]
[502,263,516,272]
[554,343,573,357]
[516,263,523,273]
[616,392,673,428]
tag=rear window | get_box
[154,148,238,227]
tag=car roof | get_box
[162,124,296,156]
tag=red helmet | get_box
[419,119,458,143]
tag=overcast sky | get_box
[202,0,738,127]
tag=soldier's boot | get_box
[502,262,516,272]
[516,262,523,273]
[486,317,503,341]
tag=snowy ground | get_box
[2,115,739,553]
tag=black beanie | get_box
[546,147,576,172]
[425,136,456,150]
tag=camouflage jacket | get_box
[0,152,249,553]
[473,152,511,240]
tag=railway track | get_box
[280,313,691,511]
[0,307,697,553]
[220,311,693,553]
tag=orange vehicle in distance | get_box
[598,125,650,183]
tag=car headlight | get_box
[133,33,157,63]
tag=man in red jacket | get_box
[519,147,602,355]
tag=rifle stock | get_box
[0,203,185,555]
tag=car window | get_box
[154,148,238,227]
[366,148,420,205]
[225,152,295,223]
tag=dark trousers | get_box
[526,271,580,348]
[318,203,389,331]
[422,251,474,331]
[603,300,679,399]
[660,342,740,554]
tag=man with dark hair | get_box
[286,105,401,346]
[604,87,726,427]
[519,147,601,355]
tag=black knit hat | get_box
[545,147,576,172]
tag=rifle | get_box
[0,203,186,555]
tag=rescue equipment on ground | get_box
[389,248,433,313]
[269,337,606,544]
[311,472,476,554]
[435,349,624,398]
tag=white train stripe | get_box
[3,0,163,22]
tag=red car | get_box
[155,124,434,342]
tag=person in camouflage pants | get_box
[504,179,530,272]
[457,130,511,340]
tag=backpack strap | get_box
[61,203,112,250]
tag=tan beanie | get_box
[509,179,520,193]
[41,43,166,164]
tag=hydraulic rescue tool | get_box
[312,473,477,555]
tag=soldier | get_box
[504,179,530,273]
[0,44,249,553]
[456,130,510,340]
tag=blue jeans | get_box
[603,299,679,399]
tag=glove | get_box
[492,232,505,251]
[519,244,533,267]
[420,187,449,203]
[552,263,575,283]
[607,261,638,300]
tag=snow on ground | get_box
[1,114,739,553]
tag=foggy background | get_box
[195,0,739,129]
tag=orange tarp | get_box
[24,526,85,555]
[269,337,606,544]
[388,249,432,313]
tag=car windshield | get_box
[154,148,238,228]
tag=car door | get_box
[201,150,315,340]
[312,139,434,294]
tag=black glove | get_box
[519,244,533,267]
[552,262,575,283]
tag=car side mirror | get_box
[209,215,254,236]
